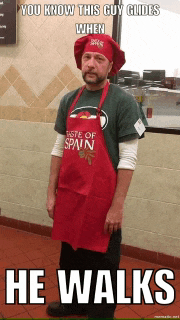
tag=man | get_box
[46,34,145,318]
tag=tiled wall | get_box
[1,0,113,122]
[0,120,55,225]
[124,133,180,257]
[0,0,179,257]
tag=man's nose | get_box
[88,57,95,68]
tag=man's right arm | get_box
[46,133,66,219]
[46,156,62,219]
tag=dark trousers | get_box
[59,229,122,318]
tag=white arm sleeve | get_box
[118,139,138,170]
[51,134,138,169]
[51,133,66,157]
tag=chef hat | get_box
[74,34,125,77]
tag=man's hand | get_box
[104,203,124,234]
[46,193,56,219]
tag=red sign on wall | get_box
[0,0,16,44]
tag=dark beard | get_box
[82,72,106,85]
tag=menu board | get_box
[0,0,16,44]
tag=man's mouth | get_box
[86,72,96,76]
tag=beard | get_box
[82,71,106,85]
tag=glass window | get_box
[118,0,180,131]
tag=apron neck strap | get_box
[97,81,109,115]
[69,81,110,116]
[69,85,86,115]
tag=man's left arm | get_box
[104,169,133,233]
[104,138,138,234]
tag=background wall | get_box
[124,133,180,257]
[0,0,179,257]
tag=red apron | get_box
[52,81,117,253]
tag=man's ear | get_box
[108,61,113,74]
